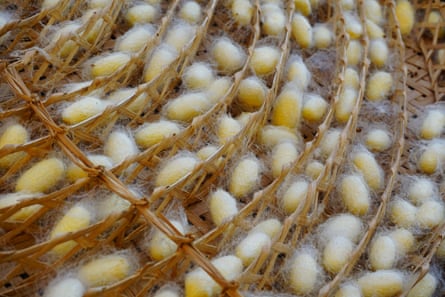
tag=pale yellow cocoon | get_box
[155,156,198,187]
[272,141,299,177]
[365,128,392,152]
[42,0,60,9]
[89,0,108,8]
[340,0,355,10]
[66,155,113,181]
[236,112,254,127]
[346,40,362,66]
[366,71,393,101]
[50,205,91,256]
[287,57,311,89]
[250,46,280,76]
[407,178,435,205]
[116,25,154,53]
[44,277,85,297]
[154,288,180,297]
[369,235,397,270]
[302,93,328,122]
[197,145,219,161]
[144,45,178,82]
[97,193,132,219]
[352,151,384,191]
[0,192,42,222]
[125,4,157,26]
[334,284,362,297]
[262,5,286,36]
[107,88,148,113]
[51,22,81,58]
[323,236,354,274]
[183,63,215,90]
[180,1,202,23]
[90,52,131,78]
[166,92,211,122]
[232,0,253,25]
[78,254,131,287]
[416,200,445,228]
[292,13,312,48]
[320,214,363,243]
[345,13,363,39]
[16,158,65,193]
[135,121,181,148]
[236,232,271,266]
[271,85,303,128]
[313,24,332,49]
[104,131,138,164]
[209,189,238,226]
[319,129,341,157]
[62,97,107,125]
[418,141,445,174]
[294,0,311,16]
[0,123,28,168]
[229,157,261,198]
[407,273,438,297]
[366,20,385,39]
[340,175,370,216]
[282,180,309,214]
[251,219,282,238]
[370,39,389,68]
[335,87,358,123]
[395,0,415,36]
[206,77,232,103]
[212,38,246,73]
[389,228,415,255]
[305,160,324,180]
[238,77,267,110]
[260,125,299,147]
[357,270,404,297]
[289,252,318,294]
[365,0,383,25]
[217,115,241,144]
[390,199,417,227]
[427,11,445,37]
[344,68,360,90]
[420,109,445,140]
[150,220,184,260]
[165,23,196,52]
[81,10,104,44]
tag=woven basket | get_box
[0,0,444,296]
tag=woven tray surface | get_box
[0,0,444,296]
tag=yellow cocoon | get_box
[289,252,319,294]
[209,189,238,226]
[62,97,107,125]
[420,109,445,140]
[302,93,328,122]
[340,175,370,216]
[365,0,383,25]
[260,125,299,147]
[217,115,241,144]
[116,25,154,53]
[0,123,28,168]
[395,0,415,36]
[165,23,197,52]
[232,0,253,25]
[366,20,385,39]
[407,177,435,205]
[106,88,149,114]
[369,235,397,270]
[389,228,415,255]
[165,92,211,122]
[150,220,184,260]
[97,193,132,219]
[390,199,417,227]
[50,205,91,256]
[320,214,363,243]
[154,287,180,297]
[344,67,360,90]
[206,77,232,103]
[135,120,181,148]
[416,200,445,228]
[183,63,215,90]
[341,0,355,10]
[418,141,445,174]
[90,52,131,78]
[345,13,363,39]
[44,277,85,297]
[144,45,178,82]
[352,150,384,191]
[407,273,438,297]
[89,0,109,8]
[104,131,138,164]
[197,145,219,161]
[323,236,354,274]
[0,192,42,222]
[251,218,282,238]
[313,24,332,49]
[236,232,271,266]
[366,71,393,101]
[365,128,392,152]
[50,22,81,58]
[319,129,341,157]
[180,1,202,24]
[334,284,362,297]
[42,0,60,9]
[335,87,357,123]
[237,76,267,110]
[78,254,132,287]
[427,11,445,38]
[212,38,246,73]
[370,39,389,68]
[125,4,157,26]
[271,85,303,128]
[272,141,299,177]
[346,40,362,66]
[282,180,309,214]
[250,46,280,76]
[291,13,312,48]
[155,156,198,187]
[294,0,311,16]
[66,154,113,181]
[357,270,404,297]
[262,4,286,36]
[16,158,65,193]
[229,157,261,198]
[236,112,254,127]
[287,57,311,90]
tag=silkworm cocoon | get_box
[236,232,271,266]
[0,123,28,168]
[180,1,202,23]
[16,158,65,193]
[346,40,362,66]
[229,157,261,198]
[335,88,358,123]
[42,0,60,9]
[365,0,383,25]
[366,20,385,39]
[357,270,404,297]
[44,277,85,297]
[294,0,311,16]
[97,193,132,219]
[271,85,303,128]
[427,11,445,38]
[282,180,309,214]
[236,112,254,127]
[104,131,138,164]
[144,45,178,82]
[217,115,242,144]
[319,129,341,157]
[334,284,362,297]
[209,189,238,226]
[370,39,389,68]
[237,76,267,110]
[313,24,332,49]
[212,38,246,73]
[305,160,324,180]
[340,175,370,216]
[272,141,299,177]
[106,88,148,113]
[260,125,299,147]
[90,52,131,78]
[287,57,311,90]
[251,219,282,238]
[50,22,81,58]
[365,128,392,152]
[165,92,211,122]
[344,67,360,90]
[302,93,328,123]
[407,273,438,297]
[390,199,417,227]
[155,156,198,187]
[420,109,445,140]
[352,150,384,191]
[66,155,113,181]
[0,192,42,222]
[149,220,184,260]
[78,254,132,287]
[289,252,319,294]
[262,4,286,36]
[250,46,280,76]
[154,287,181,297]
[369,235,397,270]
[165,23,196,52]
[183,63,215,90]
[50,205,91,256]
[366,71,393,101]
[206,77,232,103]
[416,200,445,228]
[323,236,354,273]
[320,214,363,243]
[125,4,157,26]
[395,0,414,35]
[345,13,363,39]
[407,178,435,205]
[62,97,107,125]
[232,0,253,25]
[89,0,108,8]
[340,0,354,10]
[135,121,181,148]
[388,228,415,255]
[417,141,445,174]
[291,13,312,48]
[81,10,104,44]
[197,145,219,161]
[115,25,154,53]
